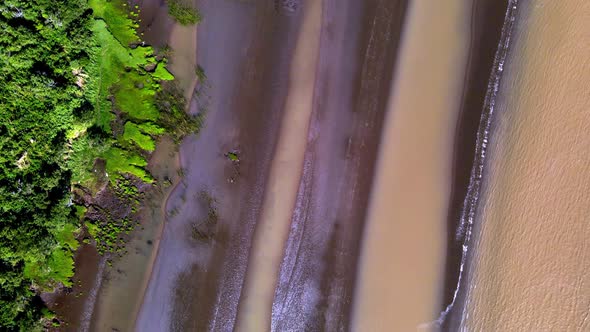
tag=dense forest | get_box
[0,0,94,329]
[0,0,199,329]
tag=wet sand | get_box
[136,0,305,330]
[89,136,182,332]
[351,0,472,330]
[136,0,409,329]
[234,0,322,330]
[270,0,406,330]
[459,0,590,330]
[43,244,103,332]
[168,22,199,100]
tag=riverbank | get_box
[40,0,201,330]
[88,0,200,328]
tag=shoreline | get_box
[440,0,509,325]
[131,17,200,328]
[130,137,183,329]
[443,0,520,329]
[90,6,200,328]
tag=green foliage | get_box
[113,71,160,122]
[102,147,152,183]
[54,223,80,252]
[156,82,203,142]
[153,63,175,81]
[68,134,110,187]
[70,0,173,190]
[86,221,99,239]
[0,0,94,326]
[137,122,165,135]
[123,122,155,151]
[88,19,153,130]
[88,0,139,45]
[75,205,88,220]
[24,248,75,290]
[0,0,193,327]
[167,0,202,25]
[195,65,206,82]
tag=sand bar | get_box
[351,0,471,330]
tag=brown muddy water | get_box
[456,0,590,330]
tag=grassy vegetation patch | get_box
[89,0,140,45]
[72,2,174,188]
[69,134,111,187]
[54,223,81,252]
[89,19,156,130]
[137,122,166,135]
[24,249,76,290]
[113,72,160,121]
[123,122,156,151]
[102,147,152,183]
[153,63,176,81]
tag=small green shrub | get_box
[167,0,202,25]
[155,82,202,142]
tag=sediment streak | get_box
[234,1,322,330]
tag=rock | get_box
[144,63,157,72]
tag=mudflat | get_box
[136,1,305,330]
[270,0,406,330]
[234,1,322,330]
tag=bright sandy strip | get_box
[351,0,471,331]
[462,1,590,330]
[168,23,198,102]
[233,1,322,331]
